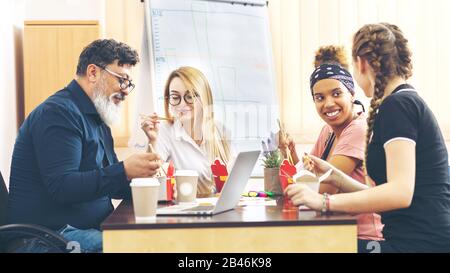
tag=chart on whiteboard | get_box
[149,0,279,153]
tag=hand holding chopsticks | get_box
[140,113,164,144]
[147,142,167,177]
[277,118,295,165]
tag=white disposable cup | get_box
[130,178,160,222]
[174,170,199,204]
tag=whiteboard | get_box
[134,0,279,175]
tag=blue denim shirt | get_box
[7,80,131,230]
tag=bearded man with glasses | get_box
[7,39,160,252]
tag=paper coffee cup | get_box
[174,170,198,203]
[130,178,160,222]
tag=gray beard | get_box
[92,81,122,126]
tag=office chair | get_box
[0,171,69,253]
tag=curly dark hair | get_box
[314,45,349,70]
[76,39,140,76]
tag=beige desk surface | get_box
[102,179,357,253]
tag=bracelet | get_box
[326,193,331,212]
[322,193,330,214]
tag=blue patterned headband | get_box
[310,64,355,95]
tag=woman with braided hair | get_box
[285,23,450,252]
[279,45,384,243]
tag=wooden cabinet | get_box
[23,21,99,117]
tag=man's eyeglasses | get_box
[98,65,135,92]
[167,92,199,106]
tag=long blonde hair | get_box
[163,66,231,164]
[352,23,413,179]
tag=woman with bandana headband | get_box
[285,24,450,253]
[279,45,384,244]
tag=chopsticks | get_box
[139,114,174,122]
[277,118,294,165]
[147,142,167,177]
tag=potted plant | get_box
[261,138,283,195]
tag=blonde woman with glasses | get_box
[141,66,231,197]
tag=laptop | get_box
[156,150,260,216]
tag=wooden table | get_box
[101,197,357,253]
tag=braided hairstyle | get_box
[352,23,413,178]
[314,45,350,69]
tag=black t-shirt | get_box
[367,84,450,252]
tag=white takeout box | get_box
[293,169,333,192]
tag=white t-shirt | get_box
[155,120,224,196]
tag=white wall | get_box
[269,0,450,143]
[0,1,25,187]
[0,0,107,187]
[24,0,106,36]
[25,0,104,21]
